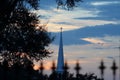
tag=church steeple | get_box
[56,27,64,73]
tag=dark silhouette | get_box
[111,60,118,80]
[56,0,83,10]
[74,60,82,78]
[99,60,106,80]
[0,1,53,80]
[0,60,118,80]
[0,1,54,66]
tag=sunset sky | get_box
[34,0,120,80]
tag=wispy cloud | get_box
[35,8,118,32]
[33,1,120,32]
[81,36,120,47]
[81,38,105,44]
[91,1,120,6]
[47,19,117,32]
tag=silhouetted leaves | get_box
[0,7,53,62]
[56,0,83,10]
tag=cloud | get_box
[47,19,117,32]
[91,1,120,6]
[81,36,120,49]
[36,8,118,32]
[81,38,105,44]
[33,0,120,33]
[51,24,120,45]
[47,23,80,32]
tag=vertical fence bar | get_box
[51,61,56,73]
[99,59,106,80]
[74,60,81,78]
[39,61,44,75]
[111,59,118,80]
[63,61,69,80]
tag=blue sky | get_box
[34,0,120,80]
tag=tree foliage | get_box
[0,0,53,63]
[56,0,83,10]
[0,7,53,60]
[0,0,40,30]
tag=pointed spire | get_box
[56,27,64,74]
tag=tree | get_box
[0,0,40,31]
[0,6,54,62]
[0,1,55,68]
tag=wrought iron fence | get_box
[0,59,119,80]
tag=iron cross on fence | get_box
[111,60,118,80]
[99,60,106,80]
[74,60,82,78]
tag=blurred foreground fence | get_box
[0,59,119,80]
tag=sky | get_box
[34,0,120,80]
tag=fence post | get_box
[111,59,118,80]
[74,60,81,78]
[39,61,44,75]
[51,61,56,73]
[99,59,106,80]
[63,61,69,80]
